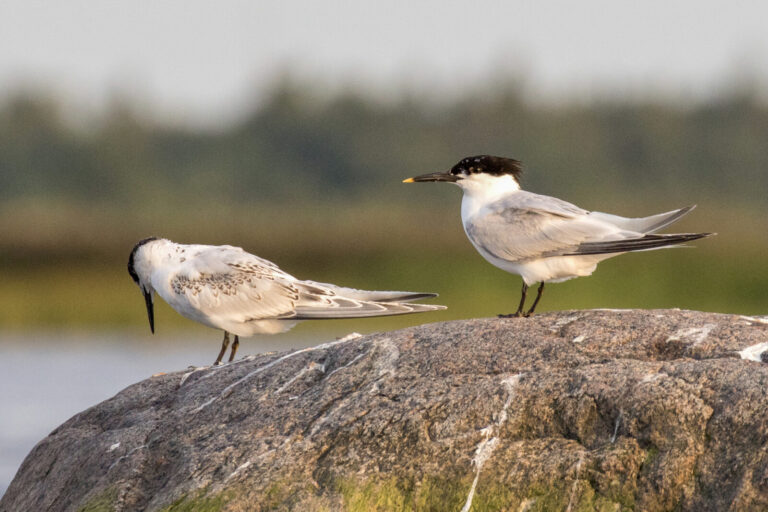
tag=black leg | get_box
[515,282,529,317]
[524,282,545,317]
[499,282,528,318]
[214,331,230,365]
[228,335,240,362]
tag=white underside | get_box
[457,175,624,284]
[470,242,617,285]
[159,291,300,336]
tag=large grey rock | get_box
[3,310,768,511]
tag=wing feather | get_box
[159,245,300,323]
[466,193,710,263]
[290,280,444,319]
[465,192,636,262]
[156,244,445,326]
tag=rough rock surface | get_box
[3,310,768,512]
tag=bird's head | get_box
[403,155,523,193]
[128,237,160,333]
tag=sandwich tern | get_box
[404,155,712,317]
[128,238,445,364]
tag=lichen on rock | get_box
[2,309,768,511]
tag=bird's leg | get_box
[214,331,230,366]
[228,335,240,362]
[515,282,529,317]
[499,282,528,318]
[524,282,545,317]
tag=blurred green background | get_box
[1,78,766,336]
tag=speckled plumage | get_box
[128,238,445,363]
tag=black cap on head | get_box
[127,237,159,284]
[450,155,523,182]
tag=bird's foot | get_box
[498,312,525,318]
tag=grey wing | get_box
[466,193,634,262]
[170,245,301,321]
[510,191,590,218]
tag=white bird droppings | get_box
[460,374,522,512]
[550,315,581,332]
[740,315,768,325]
[326,351,368,379]
[739,342,768,362]
[337,332,364,342]
[666,324,716,347]
[565,452,586,512]
[225,460,252,481]
[192,335,363,413]
[275,362,325,394]
[572,335,586,343]
[641,372,667,384]
[610,411,623,444]
[372,338,399,378]
[108,442,120,452]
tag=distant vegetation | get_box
[0,78,766,329]
[3,78,768,208]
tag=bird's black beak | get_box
[143,290,155,334]
[403,171,459,183]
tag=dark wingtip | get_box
[399,292,438,300]
[566,232,714,255]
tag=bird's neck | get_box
[137,239,182,276]
[460,174,521,220]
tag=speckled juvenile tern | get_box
[404,155,712,317]
[128,238,445,364]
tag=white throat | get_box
[458,173,521,220]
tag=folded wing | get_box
[163,245,445,324]
[467,193,709,262]
[165,245,301,323]
[291,280,445,319]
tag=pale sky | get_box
[1,0,767,125]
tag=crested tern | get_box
[128,238,445,364]
[404,155,712,317]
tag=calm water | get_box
[0,331,323,497]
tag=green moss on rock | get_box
[77,487,118,512]
[335,474,470,512]
[160,489,231,512]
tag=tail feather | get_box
[589,205,696,234]
[301,280,437,303]
[565,232,713,256]
[291,280,445,320]
[292,300,446,320]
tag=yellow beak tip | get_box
[402,177,415,183]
